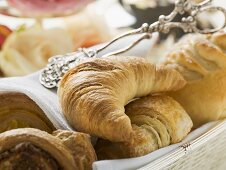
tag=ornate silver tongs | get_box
[40,0,226,88]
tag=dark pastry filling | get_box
[0,142,62,170]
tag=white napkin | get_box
[0,33,218,170]
[0,72,72,130]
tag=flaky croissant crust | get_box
[163,31,226,81]
[0,92,55,133]
[58,56,186,142]
[162,31,226,127]
[95,95,192,159]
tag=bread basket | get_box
[36,0,226,169]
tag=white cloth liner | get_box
[0,33,218,170]
[0,72,72,130]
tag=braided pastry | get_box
[162,31,226,127]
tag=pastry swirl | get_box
[0,142,61,170]
[0,92,55,133]
[58,56,186,142]
[0,128,97,170]
[95,95,193,159]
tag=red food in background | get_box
[0,25,12,50]
[7,0,93,17]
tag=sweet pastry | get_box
[0,25,73,76]
[52,130,97,170]
[162,31,226,127]
[95,95,193,159]
[58,55,186,142]
[0,92,55,133]
[0,128,97,170]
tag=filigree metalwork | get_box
[40,0,226,88]
[40,48,97,88]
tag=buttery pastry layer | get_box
[58,55,186,142]
[0,92,55,133]
[0,142,61,170]
[95,95,193,159]
[162,31,226,127]
[52,130,97,170]
[0,128,97,170]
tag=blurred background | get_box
[0,0,225,77]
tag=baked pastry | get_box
[58,55,186,142]
[0,128,96,170]
[95,95,193,159]
[52,130,97,170]
[162,31,226,127]
[0,25,73,76]
[0,92,55,133]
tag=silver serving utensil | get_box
[40,0,226,88]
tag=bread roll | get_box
[58,56,186,142]
[95,95,193,159]
[0,128,96,170]
[0,92,55,133]
[162,31,226,127]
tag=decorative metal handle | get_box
[40,0,226,88]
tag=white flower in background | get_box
[0,25,73,76]
[64,6,113,50]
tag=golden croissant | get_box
[58,56,186,142]
[0,92,55,133]
[95,95,193,159]
[0,128,97,170]
[162,31,226,127]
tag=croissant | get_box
[0,128,97,170]
[0,92,55,133]
[95,95,193,159]
[58,56,186,142]
[162,31,226,127]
